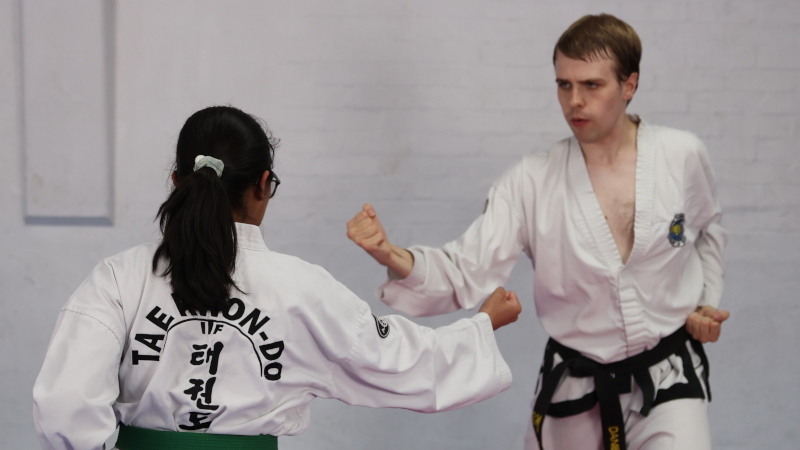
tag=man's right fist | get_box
[478,287,522,330]
[347,203,414,278]
[347,203,393,264]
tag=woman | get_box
[32,106,521,449]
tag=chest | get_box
[585,158,637,262]
[527,133,702,277]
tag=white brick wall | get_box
[2,0,798,448]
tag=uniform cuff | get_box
[472,312,513,391]
[698,288,723,309]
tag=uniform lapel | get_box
[627,118,655,267]
[568,138,624,272]
[567,117,654,272]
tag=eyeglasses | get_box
[268,172,280,198]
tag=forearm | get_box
[696,223,726,308]
[331,312,512,413]
[379,162,528,316]
[383,243,415,279]
[690,139,728,308]
[33,311,121,450]
[380,241,520,317]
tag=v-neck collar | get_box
[567,116,655,273]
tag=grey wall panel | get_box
[21,0,114,225]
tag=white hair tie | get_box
[193,155,224,177]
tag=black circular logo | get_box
[373,315,390,338]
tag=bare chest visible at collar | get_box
[586,156,637,264]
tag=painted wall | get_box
[2,0,798,448]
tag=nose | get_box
[569,88,584,108]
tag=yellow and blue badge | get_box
[668,213,686,247]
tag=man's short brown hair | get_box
[553,14,641,88]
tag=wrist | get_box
[385,245,414,278]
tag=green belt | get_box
[116,425,278,450]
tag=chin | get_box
[570,129,595,144]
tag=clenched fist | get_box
[478,287,522,330]
[686,306,730,343]
[347,203,414,278]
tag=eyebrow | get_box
[555,78,604,84]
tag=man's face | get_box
[554,50,637,145]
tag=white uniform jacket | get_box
[380,119,727,364]
[33,223,512,450]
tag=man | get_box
[347,14,728,450]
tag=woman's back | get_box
[34,223,513,446]
[32,106,520,449]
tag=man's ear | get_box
[623,72,639,101]
[254,170,270,200]
[171,171,179,188]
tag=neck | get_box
[233,185,268,226]
[233,206,263,226]
[580,114,638,165]
[233,214,261,226]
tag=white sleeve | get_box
[330,306,512,413]
[297,266,512,413]
[689,140,728,308]
[33,261,125,450]
[378,162,528,317]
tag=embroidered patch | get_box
[373,315,390,338]
[668,213,686,247]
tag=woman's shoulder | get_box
[102,241,161,276]
[251,250,347,292]
[245,250,368,319]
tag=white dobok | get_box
[378,118,727,449]
[33,223,512,450]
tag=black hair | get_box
[152,106,277,315]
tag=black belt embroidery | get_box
[532,328,710,450]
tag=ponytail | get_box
[153,166,239,315]
[152,106,276,315]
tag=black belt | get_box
[532,328,710,450]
